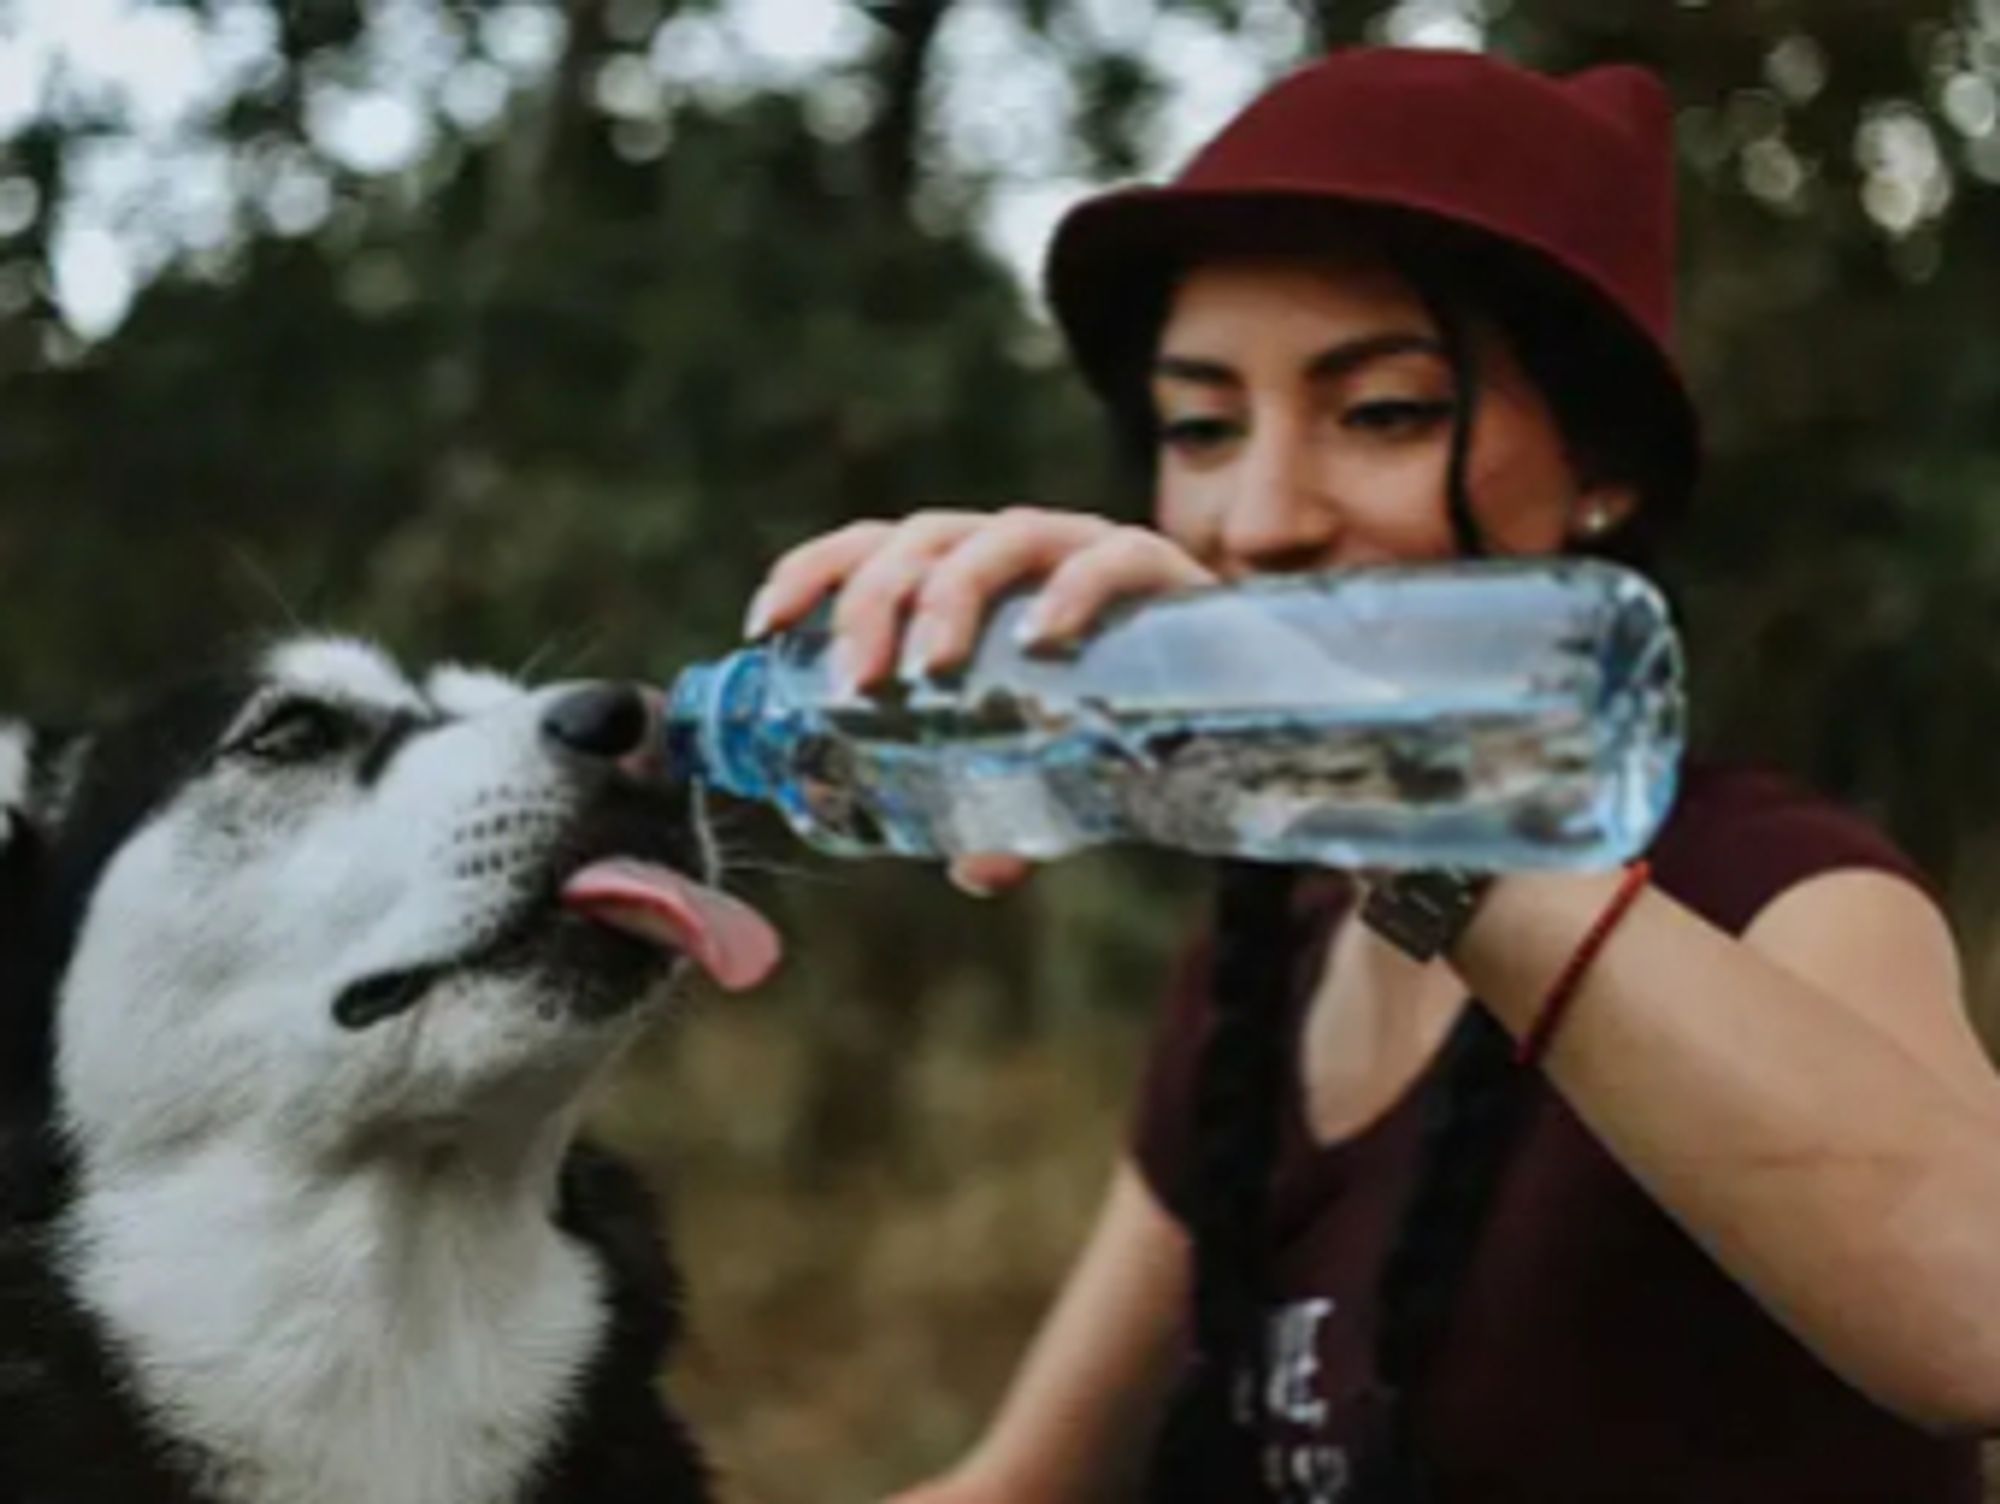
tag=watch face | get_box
[1359,870,1493,961]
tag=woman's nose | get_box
[1218,432,1341,571]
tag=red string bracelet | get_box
[1513,860,1652,1069]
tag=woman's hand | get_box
[748,507,1215,684]
[746,507,1217,893]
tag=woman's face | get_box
[1149,253,1636,579]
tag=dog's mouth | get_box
[558,856,779,991]
[332,849,782,1033]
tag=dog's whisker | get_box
[514,634,575,684]
[516,627,616,686]
[226,545,309,635]
[704,837,826,883]
[706,840,801,870]
[716,860,847,889]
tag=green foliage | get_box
[0,0,1991,1051]
[0,0,1995,1056]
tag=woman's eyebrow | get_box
[1306,330,1447,380]
[1152,330,1447,388]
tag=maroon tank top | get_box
[1132,763,1980,1502]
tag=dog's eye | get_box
[234,701,353,765]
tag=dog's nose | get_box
[542,684,651,761]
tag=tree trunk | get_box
[861,0,955,210]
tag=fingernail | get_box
[1012,595,1056,648]
[907,613,945,676]
[743,587,774,640]
[829,639,864,698]
[949,867,997,899]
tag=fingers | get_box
[746,519,900,639]
[1013,527,1218,649]
[829,511,996,690]
[948,853,1034,898]
[747,512,988,691]
[748,509,1217,695]
[906,508,1122,673]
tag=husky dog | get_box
[0,636,781,1504]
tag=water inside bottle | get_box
[769,671,1676,871]
[677,561,1684,871]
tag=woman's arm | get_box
[887,1160,1191,1504]
[1449,866,2000,1431]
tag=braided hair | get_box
[1143,860,1300,1502]
[1128,220,1683,1504]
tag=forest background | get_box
[3,0,1999,1496]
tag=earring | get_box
[1575,504,1615,539]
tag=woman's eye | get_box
[235,702,352,765]
[1341,398,1455,437]
[1157,415,1241,454]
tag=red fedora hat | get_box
[1044,48,1700,507]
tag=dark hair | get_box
[1143,861,1300,1502]
[1133,212,1680,1503]
[1147,885,1528,1504]
[1345,1008,1528,1501]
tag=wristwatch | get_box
[1359,868,1494,962]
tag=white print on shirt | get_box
[1265,1298,1334,1426]
[1251,1298,1351,1504]
[1263,1441,1351,1504]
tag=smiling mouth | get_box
[330,856,782,1033]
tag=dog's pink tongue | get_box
[561,861,781,992]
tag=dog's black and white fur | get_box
[0,636,729,1503]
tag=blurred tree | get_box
[0,0,1995,1129]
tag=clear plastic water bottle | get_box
[663,560,1684,872]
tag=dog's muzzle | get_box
[332,684,782,1032]
[544,684,780,993]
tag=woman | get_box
[748,49,2000,1501]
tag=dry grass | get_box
[592,999,1150,1504]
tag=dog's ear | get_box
[0,719,36,854]
[0,718,75,876]
[0,717,71,1163]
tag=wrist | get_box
[1448,867,1652,1045]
